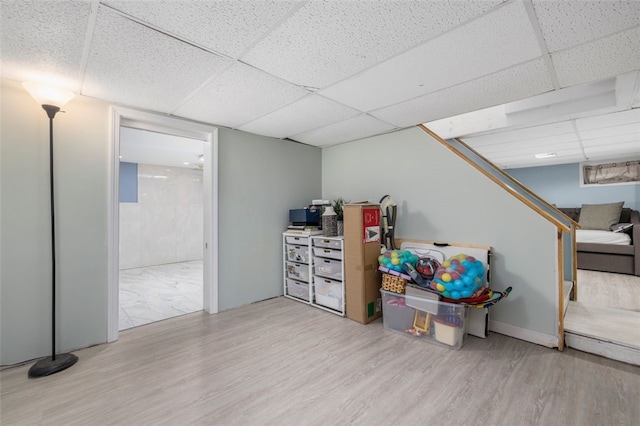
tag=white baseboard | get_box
[489,320,559,348]
[565,332,640,366]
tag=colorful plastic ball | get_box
[453,280,463,289]
[451,291,461,299]
[436,283,445,292]
[441,273,451,282]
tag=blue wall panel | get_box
[507,163,640,211]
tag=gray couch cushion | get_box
[579,202,624,230]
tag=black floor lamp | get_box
[22,81,78,378]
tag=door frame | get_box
[107,106,219,342]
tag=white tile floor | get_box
[119,260,203,330]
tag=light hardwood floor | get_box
[2,297,639,426]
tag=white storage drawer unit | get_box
[282,232,345,316]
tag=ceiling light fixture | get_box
[535,152,556,159]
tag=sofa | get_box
[558,206,640,276]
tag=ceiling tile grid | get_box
[82,6,232,114]
[240,0,503,89]
[237,94,360,139]
[0,1,92,90]
[174,62,308,128]
[532,0,640,52]
[319,0,542,112]
[371,58,553,128]
[552,26,640,88]
[291,114,397,147]
[102,0,303,58]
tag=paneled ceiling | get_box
[2,0,639,169]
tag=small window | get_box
[581,160,640,186]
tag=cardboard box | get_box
[344,203,382,324]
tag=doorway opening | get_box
[118,127,205,330]
[108,106,218,341]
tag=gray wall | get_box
[1,79,110,365]
[217,129,321,311]
[323,127,560,340]
[0,78,321,365]
[507,163,640,211]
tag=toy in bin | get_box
[377,249,418,272]
[432,253,486,300]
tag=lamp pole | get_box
[23,86,79,378]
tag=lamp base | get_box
[28,353,78,378]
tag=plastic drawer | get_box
[312,238,342,250]
[285,244,309,263]
[286,278,309,301]
[285,235,309,246]
[313,257,342,280]
[312,247,342,260]
[314,278,342,311]
[286,262,309,282]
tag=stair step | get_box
[564,301,640,365]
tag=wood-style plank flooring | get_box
[2,297,639,426]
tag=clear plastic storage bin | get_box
[381,289,468,349]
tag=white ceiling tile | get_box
[372,59,553,128]
[532,0,640,52]
[291,114,397,147]
[552,27,640,88]
[0,1,91,90]
[237,94,360,139]
[478,140,581,158]
[468,133,579,154]
[462,121,576,147]
[320,0,541,112]
[579,132,640,147]
[575,109,640,132]
[501,153,588,169]
[174,62,308,128]
[241,0,502,89]
[83,6,231,114]
[578,122,640,141]
[584,140,640,157]
[103,0,302,58]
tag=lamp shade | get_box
[22,81,75,108]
